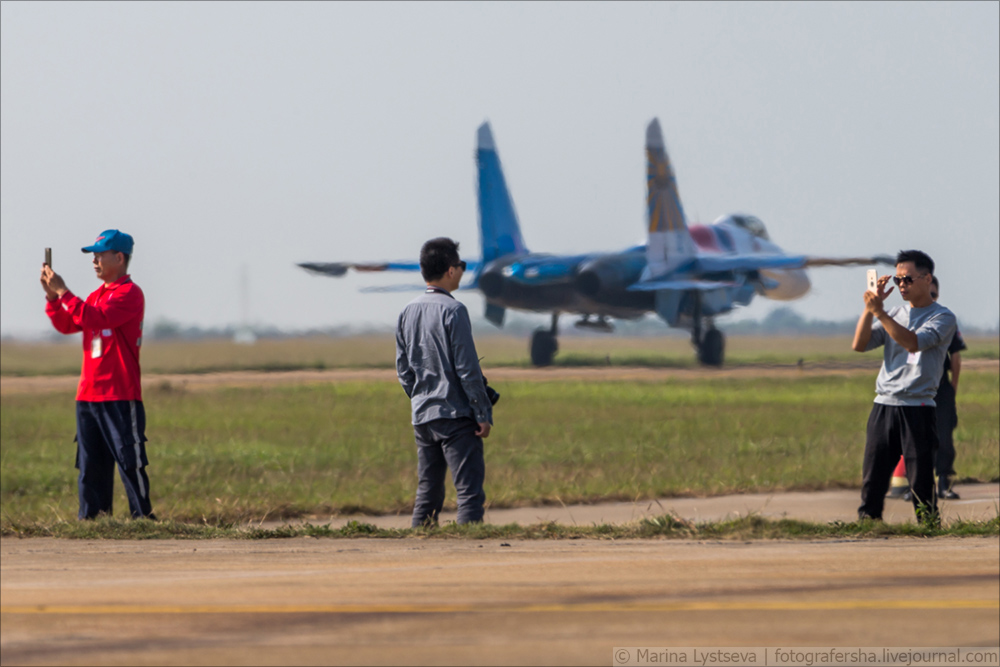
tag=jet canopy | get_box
[730,215,769,241]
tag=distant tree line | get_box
[124,306,996,342]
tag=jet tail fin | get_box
[643,119,697,279]
[476,122,529,273]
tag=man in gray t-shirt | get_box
[396,238,493,526]
[852,250,956,524]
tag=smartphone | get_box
[44,247,52,268]
[867,269,878,293]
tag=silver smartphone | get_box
[44,247,52,267]
[867,269,878,293]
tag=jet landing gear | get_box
[530,313,560,367]
[697,328,725,367]
[691,311,725,367]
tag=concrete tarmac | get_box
[3,487,998,666]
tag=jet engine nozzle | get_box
[478,270,506,298]
[574,255,644,300]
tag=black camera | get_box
[483,376,500,406]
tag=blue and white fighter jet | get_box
[300,119,891,366]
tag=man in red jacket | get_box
[41,229,155,520]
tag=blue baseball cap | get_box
[81,229,134,255]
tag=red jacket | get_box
[45,275,145,402]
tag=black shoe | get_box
[938,489,960,500]
[902,491,913,502]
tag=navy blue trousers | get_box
[75,400,154,519]
[411,417,486,526]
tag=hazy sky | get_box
[3,2,998,338]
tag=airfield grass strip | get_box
[3,373,997,525]
[2,514,997,540]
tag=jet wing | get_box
[358,284,431,293]
[299,260,482,293]
[298,261,419,276]
[628,278,741,292]
[690,253,895,273]
[803,255,895,267]
[693,255,809,272]
[359,283,480,293]
[298,260,481,277]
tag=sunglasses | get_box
[892,274,924,287]
[453,261,467,271]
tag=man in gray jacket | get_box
[396,238,493,526]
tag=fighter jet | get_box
[300,119,891,366]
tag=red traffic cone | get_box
[887,456,909,498]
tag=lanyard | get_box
[425,286,454,298]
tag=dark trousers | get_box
[411,417,486,526]
[934,383,958,491]
[859,404,938,521]
[76,400,154,520]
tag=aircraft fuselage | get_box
[477,220,810,323]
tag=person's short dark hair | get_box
[122,252,131,271]
[420,238,461,281]
[896,250,934,276]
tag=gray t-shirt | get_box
[865,302,956,407]
[396,289,493,426]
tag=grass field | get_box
[3,334,998,375]
[2,368,997,529]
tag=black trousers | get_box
[934,382,958,489]
[859,404,938,521]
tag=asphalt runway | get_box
[3,530,998,666]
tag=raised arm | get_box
[858,275,921,353]
[853,275,895,352]
[42,265,82,334]
[852,308,875,352]
[59,287,143,331]
[43,266,143,331]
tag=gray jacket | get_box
[396,288,493,426]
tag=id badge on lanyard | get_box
[91,332,102,358]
